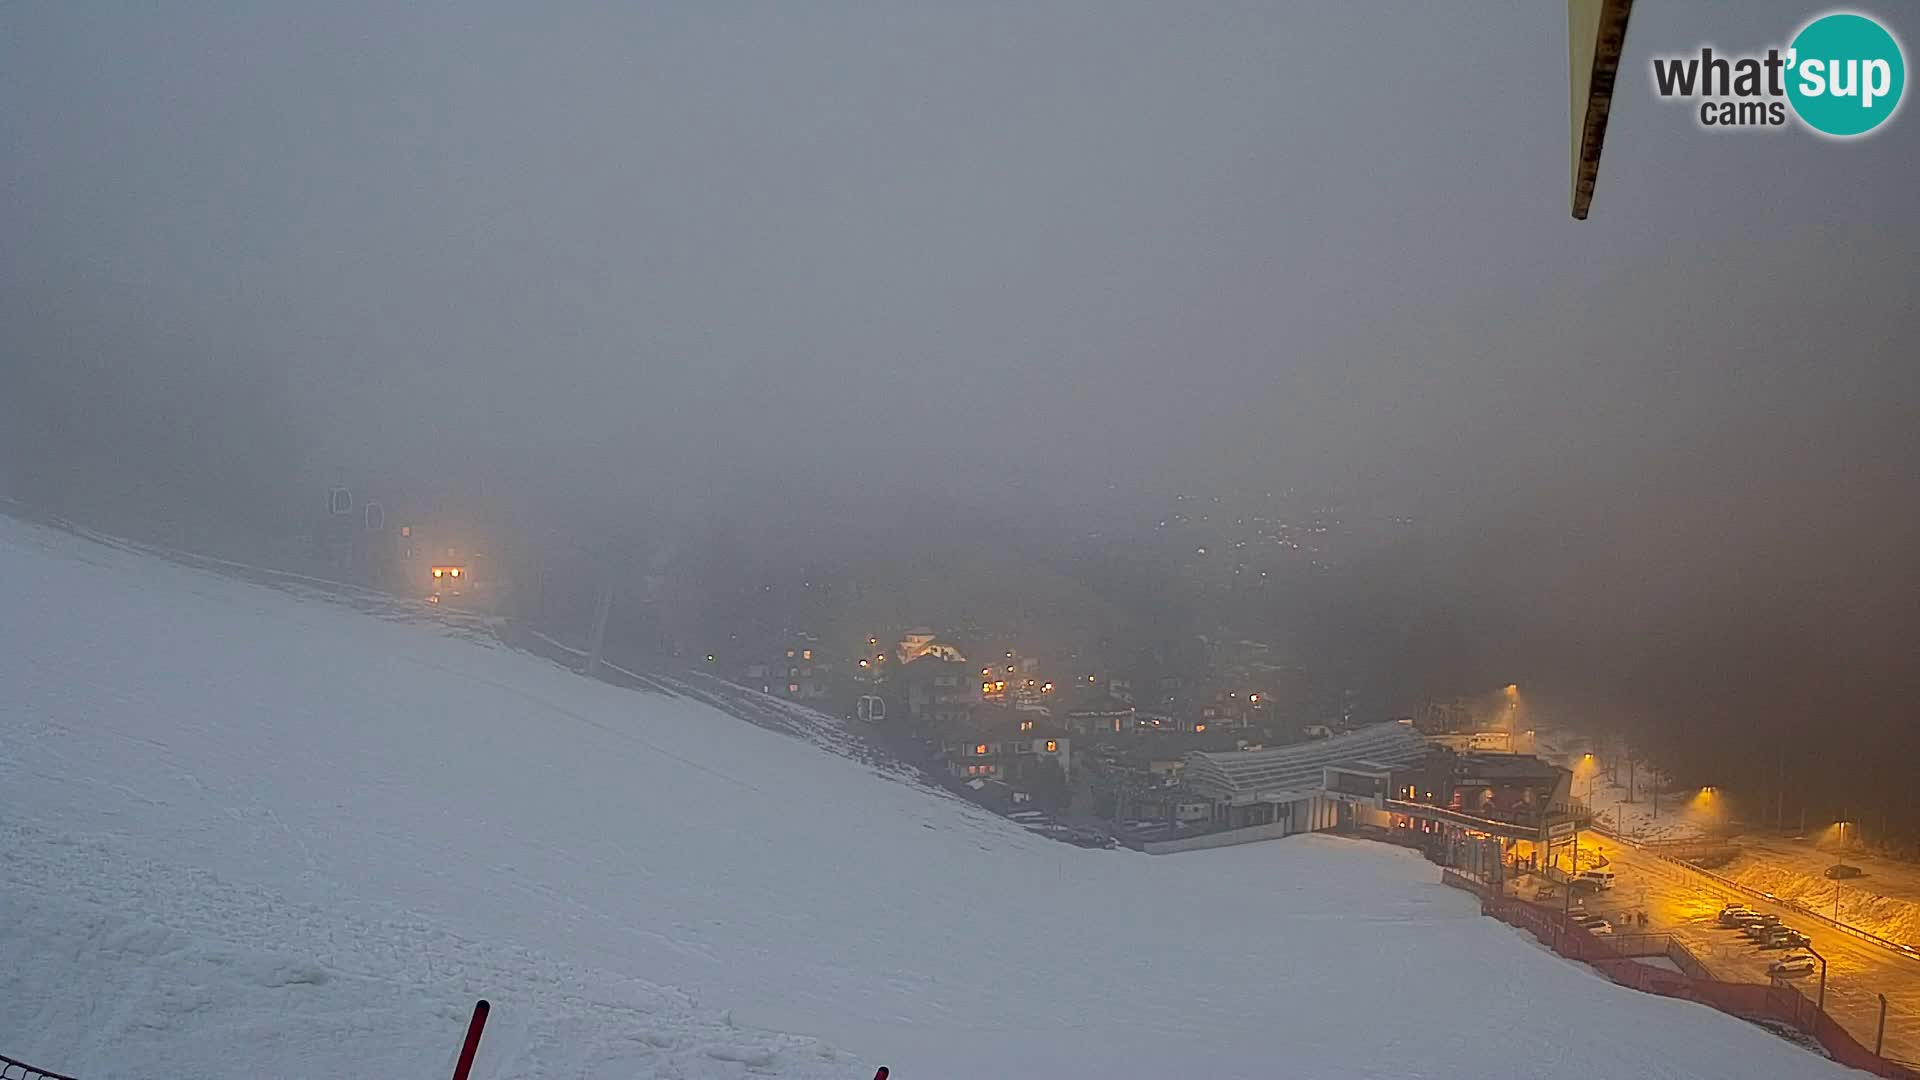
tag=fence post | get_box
[452,999,491,1080]
[1877,993,1887,1056]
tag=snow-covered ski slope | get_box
[0,515,1853,1079]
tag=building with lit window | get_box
[742,634,831,702]
[934,705,1071,785]
[1182,721,1432,834]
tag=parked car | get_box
[1568,912,1614,935]
[1770,953,1818,976]
[1761,929,1811,950]
[1575,869,1617,891]
[1825,863,1865,880]
[1718,908,1760,927]
[1743,919,1787,939]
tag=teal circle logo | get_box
[1787,12,1906,137]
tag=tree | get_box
[1026,757,1070,813]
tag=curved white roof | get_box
[1183,722,1429,801]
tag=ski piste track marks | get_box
[0,820,861,1079]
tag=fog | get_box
[5,3,1917,822]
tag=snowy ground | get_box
[1536,730,1712,843]
[1718,838,1920,946]
[0,515,1858,1079]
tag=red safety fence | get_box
[1442,869,1920,1078]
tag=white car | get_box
[1770,953,1817,976]
[1575,870,1617,891]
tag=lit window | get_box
[786,649,796,658]
[802,649,813,661]
[976,744,988,755]
[788,683,799,694]
[1045,740,1058,752]
[1195,723,1207,733]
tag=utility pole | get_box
[1815,948,1829,1012]
[1878,994,1889,1056]
[585,583,614,676]
[1776,750,1787,831]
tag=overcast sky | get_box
[5,3,1917,712]
[5,0,1909,513]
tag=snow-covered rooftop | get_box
[1183,721,1432,800]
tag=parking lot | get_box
[1539,838,1920,1062]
